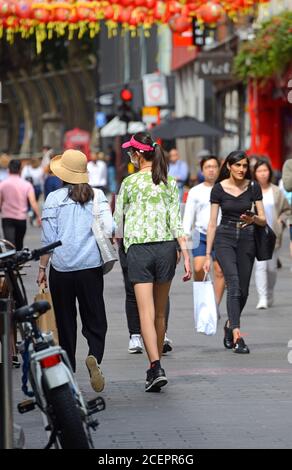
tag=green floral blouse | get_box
[114,172,184,252]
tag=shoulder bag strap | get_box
[250,180,258,214]
[92,189,105,236]
[92,188,98,217]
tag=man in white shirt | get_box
[87,151,108,192]
[183,155,225,306]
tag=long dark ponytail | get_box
[133,132,168,185]
[216,150,252,183]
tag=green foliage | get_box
[234,11,292,82]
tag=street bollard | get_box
[0,299,14,449]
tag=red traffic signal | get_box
[120,87,133,102]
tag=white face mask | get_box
[130,154,140,169]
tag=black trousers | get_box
[2,218,26,250]
[214,224,256,330]
[49,266,107,372]
[119,246,170,336]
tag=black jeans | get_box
[2,218,27,250]
[119,246,170,336]
[49,266,107,372]
[214,224,256,330]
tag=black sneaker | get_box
[233,337,250,354]
[145,366,168,392]
[223,320,234,349]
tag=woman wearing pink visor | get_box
[114,132,192,393]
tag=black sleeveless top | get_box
[210,181,262,223]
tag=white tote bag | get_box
[92,189,118,275]
[193,274,217,336]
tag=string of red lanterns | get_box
[0,1,270,53]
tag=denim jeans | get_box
[214,223,256,329]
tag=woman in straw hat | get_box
[37,149,114,393]
[114,132,192,393]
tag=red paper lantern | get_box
[33,8,50,23]
[3,15,19,29]
[168,1,183,16]
[169,14,192,33]
[133,7,148,24]
[120,0,133,7]
[76,7,91,21]
[145,0,156,8]
[119,8,132,24]
[186,1,202,14]
[15,0,32,20]
[197,1,224,24]
[104,5,114,21]
[67,6,79,23]
[154,1,167,20]
[0,1,12,18]
[135,0,146,7]
[129,13,138,27]
[55,8,71,22]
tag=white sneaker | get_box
[256,298,268,309]
[163,334,173,355]
[128,334,143,354]
[268,297,274,307]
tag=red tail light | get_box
[40,354,61,368]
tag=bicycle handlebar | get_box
[31,241,62,261]
[14,301,51,323]
[0,241,62,268]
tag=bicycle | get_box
[0,241,105,449]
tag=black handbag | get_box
[251,181,276,261]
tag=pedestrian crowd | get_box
[1,136,292,394]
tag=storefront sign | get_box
[142,107,159,125]
[197,52,234,80]
[143,73,168,107]
[98,93,114,106]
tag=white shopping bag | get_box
[193,274,217,336]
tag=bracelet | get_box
[39,265,47,271]
[206,253,211,257]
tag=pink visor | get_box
[122,136,154,152]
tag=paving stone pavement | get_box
[10,224,292,449]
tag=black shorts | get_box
[127,241,177,284]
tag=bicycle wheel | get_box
[47,383,91,449]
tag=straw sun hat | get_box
[50,149,88,184]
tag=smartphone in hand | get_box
[245,210,255,217]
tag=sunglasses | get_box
[126,148,145,158]
[127,150,135,158]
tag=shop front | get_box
[248,74,292,170]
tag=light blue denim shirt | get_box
[41,187,113,272]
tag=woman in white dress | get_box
[254,159,291,309]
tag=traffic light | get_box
[118,86,135,123]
